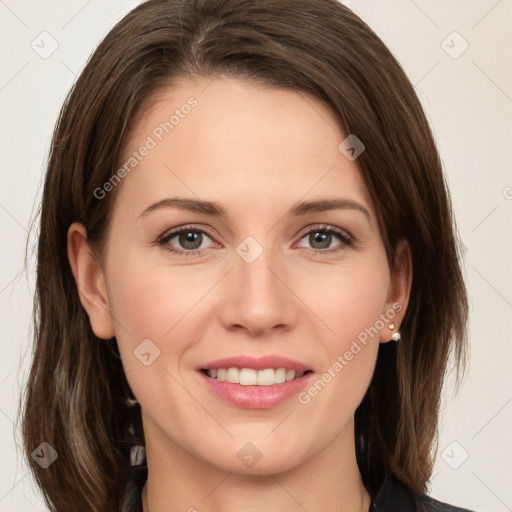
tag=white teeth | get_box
[205,367,308,385]
[257,368,275,385]
[274,368,286,384]
[240,368,257,385]
[226,367,239,383]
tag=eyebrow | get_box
[139,197,372,224]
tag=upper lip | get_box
[199,355,312,372]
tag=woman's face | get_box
[76,76,410,475]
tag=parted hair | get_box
[20,0,469,510]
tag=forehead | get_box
[113,76,374,220]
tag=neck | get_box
[141,416,371,512]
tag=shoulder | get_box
[372,474,479,512]
[416,494,477,512]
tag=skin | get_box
[68,76,412,512]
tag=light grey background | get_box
[0,1,511,511]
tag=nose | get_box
[218,249,299,337]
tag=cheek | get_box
[106,251,219,363]
[302,255,390,347]
[297,282,383,436]
[295,255,389,409]
[105,257,213,409]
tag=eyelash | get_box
[156,223,354,257]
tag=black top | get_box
[125,463,477,512]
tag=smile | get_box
[202,367,312,386]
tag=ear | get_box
[67,222,115,339]
[380,238,413,343]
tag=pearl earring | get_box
[388,323,400,342]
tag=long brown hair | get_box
[20,0,469,510]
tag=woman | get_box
[21,0,474,510]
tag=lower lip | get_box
[198,371,314,409]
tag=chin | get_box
[199,441,307,476]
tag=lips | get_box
[197,354,314,409]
